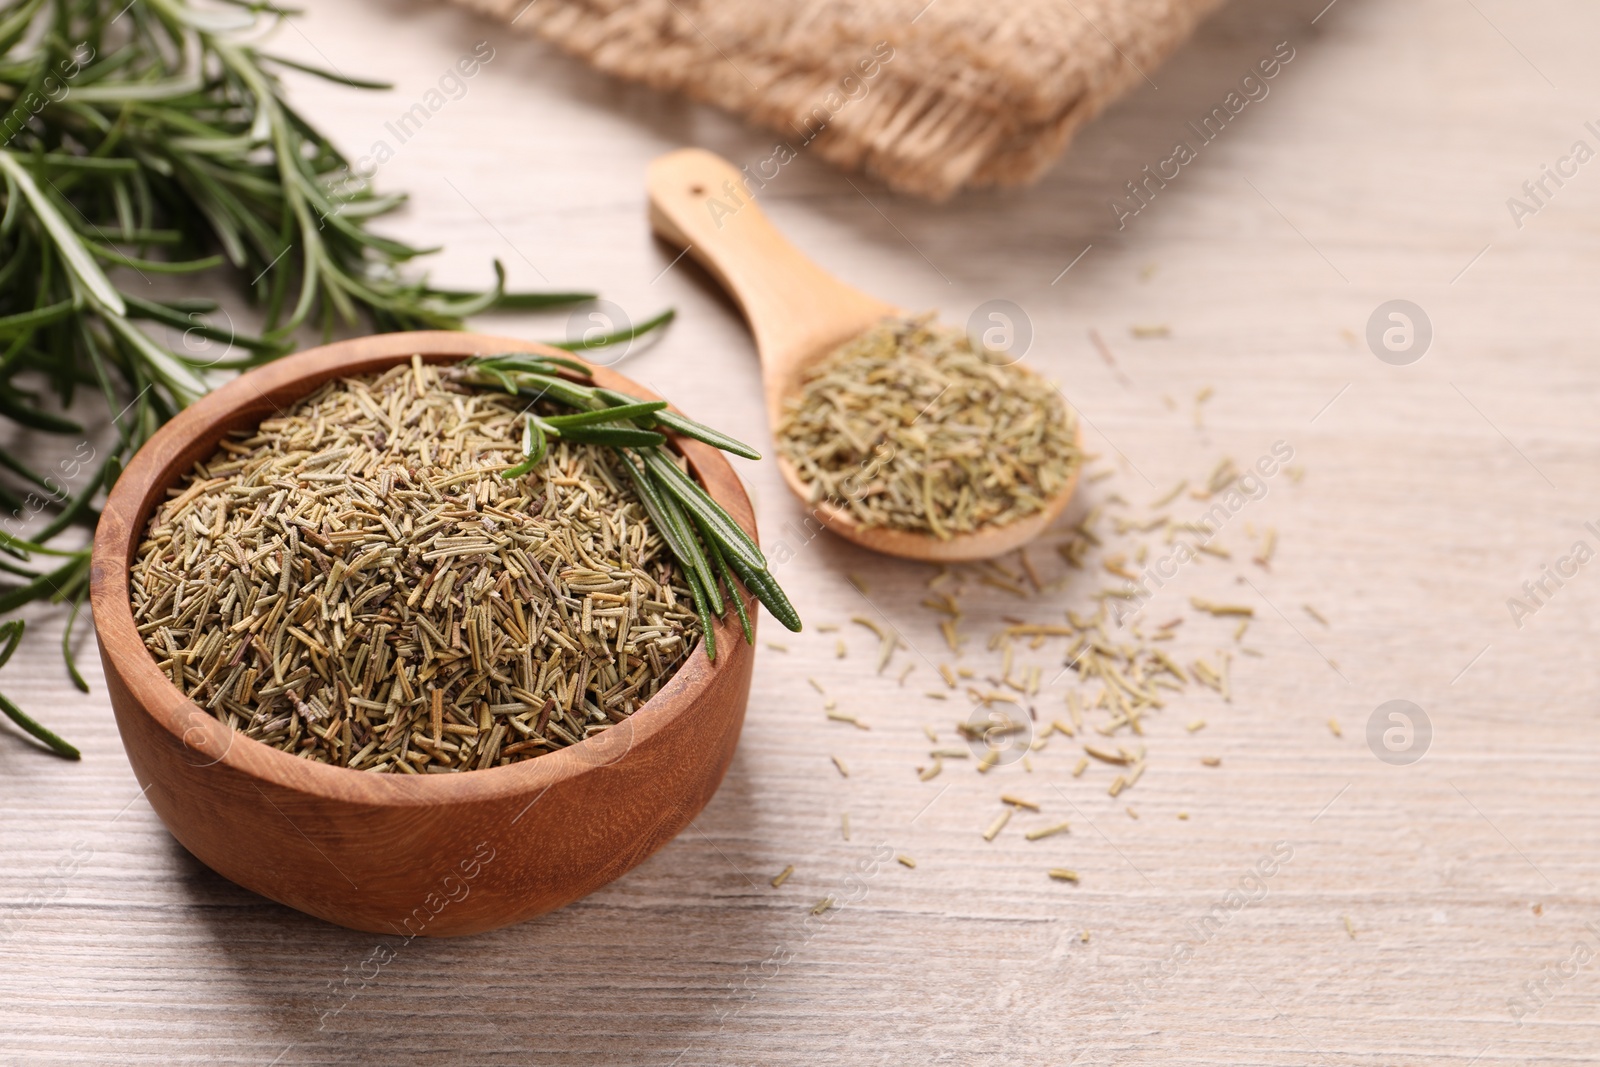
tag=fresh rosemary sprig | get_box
[0,0,669,757]
[455,354,803,656]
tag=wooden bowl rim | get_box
[89,330,753,810]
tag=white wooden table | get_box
[5,0,1600,1062]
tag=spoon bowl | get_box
[647,148,1080,563]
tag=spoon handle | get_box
[646,149,897,420]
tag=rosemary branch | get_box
[0,0,670,757]
[454,354,803,654]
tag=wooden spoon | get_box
[647,148,1081,563]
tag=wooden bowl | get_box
[88,332,757,936]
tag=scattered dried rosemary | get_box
[807,430,1303,887]
[130,357,793,772]
[775,316,1081,537]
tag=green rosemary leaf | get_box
[61,596,88,693]
[0,0,46,55]
[0,478,26,516]
[50,558,90,605]
[0,442,52,491]
[649,412,764,462]
[122,294,285,355]
[0,619,23,671]
[0,554,89,615]
[86,242,226,273]
[463,351,597,379]
[434,291,596,311]
[639,447,766,572]
[501,414,548,479]
[70,72,205,102]
[0,554,40,579]
[614,450,720,617]
[2,52,49,142]
[0,150,124,313]
[0,391,82,434]
[720,544,803,633]
[596,389,762,462]
[507,373,602,411]
[417,258,506,319]
[158,298,221,312]
[550,307,676,352]
[683,564,717,662]
[259,52,393,89]
[0,299,75,337]
[168,167,249,267]
[33,154,143,176]
[0,689,79,759]
[466,363,516,394]
[30,456,112,545]
[702,521,753,645]
[546,425,665,449]
[105,314,208,405]
[541,400,667,428]
[649,468,723,618]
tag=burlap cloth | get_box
[448,0,1225,199]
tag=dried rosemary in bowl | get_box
[129,356,797,773]
[775,316,1081,538]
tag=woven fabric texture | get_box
[447,0,1226,199]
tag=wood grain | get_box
[5,0,1600,1062]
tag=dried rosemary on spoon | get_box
[775,315,1081,538]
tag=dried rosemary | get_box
[775,316,1081,537]
[130,358,793,772]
